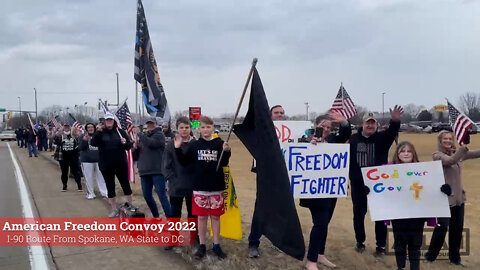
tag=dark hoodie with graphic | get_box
[175,137,230,192]
[79,124,99,163]
[349,120,400,191]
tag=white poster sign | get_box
[361,161,451,221]
[274,121,312,143]
[284,143,350,198]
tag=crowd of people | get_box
[12,106,480,269]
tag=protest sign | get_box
[274,121,312,143]
[361,161,451,221]
[283,143,350,198]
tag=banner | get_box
[273,121,312,143]
[361,161,451,221]
[283,143,350,198]
[210,166,242,240]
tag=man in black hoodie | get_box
[132,117,171,218]
[91,112,133,217]
[24,126,38,157]
[349,105,403,257]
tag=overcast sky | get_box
[1,0,479,118]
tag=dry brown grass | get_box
[127,133,480,269]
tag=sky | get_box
[1,0,479,118]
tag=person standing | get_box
[37,125,48,151]
[248,104,285,258]
[175,116,231,260]
[79,123,108,199]
[303,111,351,270]
[24,126,38,158]
[349,106,403,256]
[164,117,196,218]
[54,123,82,191]
[425,131,480,266]
[90,112,133,217]
[15,128,24,147]
[132,118,171,218]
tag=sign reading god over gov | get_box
[361,161,451,221]
[283,143,350,198]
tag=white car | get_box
[0,130,17,141]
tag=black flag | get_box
[233,68,305,260]
[134,0,170,121]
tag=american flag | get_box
[68,113,83,131]
[331,84,356,119]
[115,102,136,184]
[51,115,62,129]
[447,101,476,144]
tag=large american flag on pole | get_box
[116,102,136,184]
[134,0,170,123]
[447,100,476,144]
[331,84,356,119]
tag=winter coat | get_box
[132,127,165,176]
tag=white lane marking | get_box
[7,142,50,270]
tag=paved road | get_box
[0,142,193,270]
[0,143,30,270]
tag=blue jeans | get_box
[27,142,38,157]
[141,175,171,218]
[248,200,261,248]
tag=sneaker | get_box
[164,246,173,251]
[248,246,260,258]
[61,185,67,192]
[86,194,95,200]
[355,242,365,253]
[108,209,120,218]
[212,244,227,260]
[374,247,386,257]
[450,260,466,267]
[194,244,206,260]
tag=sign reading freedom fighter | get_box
[361,161,451,221]
[274,121,312,143]
[284,143,350,198]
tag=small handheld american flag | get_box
[68,113,83,132]
[331,84,356,119]
[447,100,476,144]
[51,115,62,129]
[116,101,136,184]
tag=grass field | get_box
[129,133,480,269]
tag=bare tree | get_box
[459,92,480,118]
[403,103,425,119]
[349,105,368,125]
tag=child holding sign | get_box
[388,142,427,270]
[174,116,231,260]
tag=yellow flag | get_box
[209,165,243,240]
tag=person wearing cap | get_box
[132,117,172,218]
[348,105,403,257]
[91,112,133,217]
[53,122,83,192]
[79,123,108,199]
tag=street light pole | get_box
[34,88,38,123]
[18,97,21,115]
[382,92,386,121]
[305,102,309,121]
[116,73,120,109]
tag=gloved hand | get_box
[440,184,452,196]
[364,185,370,195]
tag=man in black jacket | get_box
[24,126,38,157]
[349,105,403,257]
[91,112,133,217]
[54,123,82,192]
[132,117,171,218]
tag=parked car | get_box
[432,123,452,132]
[0,130,16,141]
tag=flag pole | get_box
[27,113,36,135]
[216,57,258,171]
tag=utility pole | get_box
[34,88,38,123]
[305,102,309,121]
[382,92,386,121]
[18,97,21,115]
[116,73,120,109]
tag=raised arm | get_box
[433,147,468,166]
